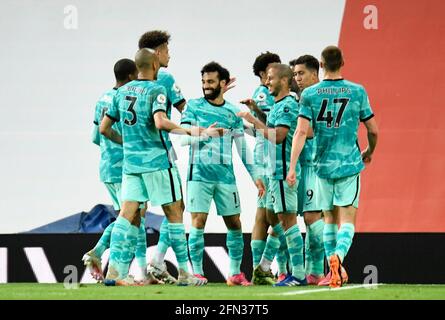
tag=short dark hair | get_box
[253,52,281,78]
[114,59,137,82]
[321,46,344,72]
[289,55,320,75]
[200,62,230,83]
[268,63,293,86]
[138,30,171,49]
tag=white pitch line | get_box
[257,283,383,296]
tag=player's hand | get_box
[240,98,259,112]
[222,77,236,93]
[255,178,266,198]
[237,111,257,124]
[286,169,297,187]
[361,147,373,164]
[202,122,226,137]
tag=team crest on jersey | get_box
[173,83,181,93]
[256,92,266,102]
[283,107,290,113]
[157,94,167,104]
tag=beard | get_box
[269,83,281,97]
[203,85,222,100]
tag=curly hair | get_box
[138,30,171,49]
[200,62,230,83]
[252,52,281,77]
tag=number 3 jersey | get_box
[106,79,171,175]
[298,79,374,179]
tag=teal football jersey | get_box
[251,85,275,169]
[266,95,300,180]
[299,79,374,179]
[181,98,256,184]
[93,88,123,183]
[295,97,314,167]
[156,69,186,162]
[106,79,172,174]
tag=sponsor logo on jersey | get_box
[157,94,167,104]
[256,92,266,102]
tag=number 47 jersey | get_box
[106,79,172,175]
[298,79,374,180]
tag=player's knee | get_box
[304,211,322,226]
[191,214,207,229]
[280,215,297,231]
[224,216,241,230]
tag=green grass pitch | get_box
[1,283,445,300]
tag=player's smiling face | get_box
[202,71,223,100]
[266,68,281,96]
[293,64,317,90]
[156,43,170,67]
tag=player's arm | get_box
[155,111,223,138]
[92,122,100,146]
[174,100,186,113]
[286,116,310,186]
[237,112,287,144]
[307,125,314,138]
[154,111,191,135]
[99,115,122,145]
[240,99,267,124]
[361,116,379,163]
[243,123,255,137]
[234,133,265,198]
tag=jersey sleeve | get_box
[232,114,245,138]
[274,101,297,128]
[298,91,312,121]
[252,87,269,109]
[164,73,186,108]
[180,102,197,127]
[359,87,374,122]
[106,94,120,122]
[152,86,168,115]
[92,102,101,145]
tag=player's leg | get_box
[329,173,360,288]
[304,211,324,284]
[150,217,170,266]
[222,214,250,286]
[104,174,147,286]
[83,182,121,281]
[134,205,149,280]
[299,166,325,284]
[251,176,269,269]
[272,180,306,287]
[187,180,213,283]
[252,191,281,285]
[149,166,184,279]
[146,168,205,286]
[213,184,250,286]
[189,212,208,282]
[105,200,141,284]
[251,207,268,269]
